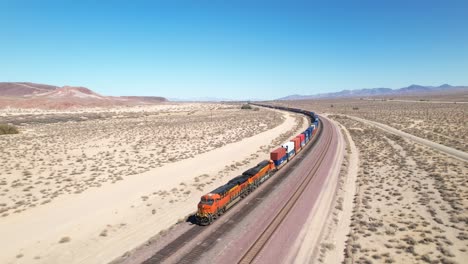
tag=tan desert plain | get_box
[0,97,309,263]
[0,84,467,264]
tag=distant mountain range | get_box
[277,84,468,100]
[0,82,167,109]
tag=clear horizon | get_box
[1,1,467,100]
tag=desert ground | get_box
[274,98,467,152]
[336,115,467,264]
[0,103,308,264]
[273,98,467,264]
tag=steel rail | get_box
[237,118,333,264]
[141,110,326,264]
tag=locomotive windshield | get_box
[200,197,214,205]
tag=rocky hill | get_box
[0,82,167,109]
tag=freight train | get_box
[196,105,320,225]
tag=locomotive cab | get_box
[196,193,220,225]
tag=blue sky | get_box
[1,0,467,100]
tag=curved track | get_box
[140,112,339,264]
[238,118,333,263]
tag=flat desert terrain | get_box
[337,115,467,264]
[275,98,467,152]
[0,103,307,264]
[273,99,468,264]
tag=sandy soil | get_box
[265,100,467,263]
[0,104,305,264]
[111,108,309,264]
[333,115,468,264]
[344,115,468,162]
[366,99,468,104]
[0,103,283,217]
[270,99,468,152]
[310,119,359,264]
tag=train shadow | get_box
[186,214,198,225]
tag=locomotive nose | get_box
[198,203,211,213]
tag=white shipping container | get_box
[282,142,295,153]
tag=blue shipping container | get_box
[286,150,296,160]
[273,155,287,167]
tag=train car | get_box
[228,174,252,197]
[242,160,275,186]
[196,104,321,226]
[196,160,275,225]
[271,147,287,168]
[311,124,317,136]
[297,134,306,147]
[196,179,246,225]
[291,137,301,153]
[282,142,295,160]
[302,131,309,144]
[304,127,311,141]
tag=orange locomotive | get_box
[196,160,275,225]
[196,105,320,225]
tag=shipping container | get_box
[282,142,296,160]
[302,131,309,144]
[312,123,318,136]
[282,142,295,153]
[273,155,287,167]
[297,134,305,147]
[292,138,301,152]
[270,148,287,167]
[305,128,311,140]
[270,147,286,160]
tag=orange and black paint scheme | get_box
[195,104,320,225]
[196,160,275,225]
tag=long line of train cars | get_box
[196,105,320,225]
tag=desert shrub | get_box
[99,229,108,237]
[241,104,252,110]
[59,236,71,243]
[0,124,19,135]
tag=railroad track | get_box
[238,118,333,264]
[142,114,329,264]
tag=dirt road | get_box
[344,115,468,162]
